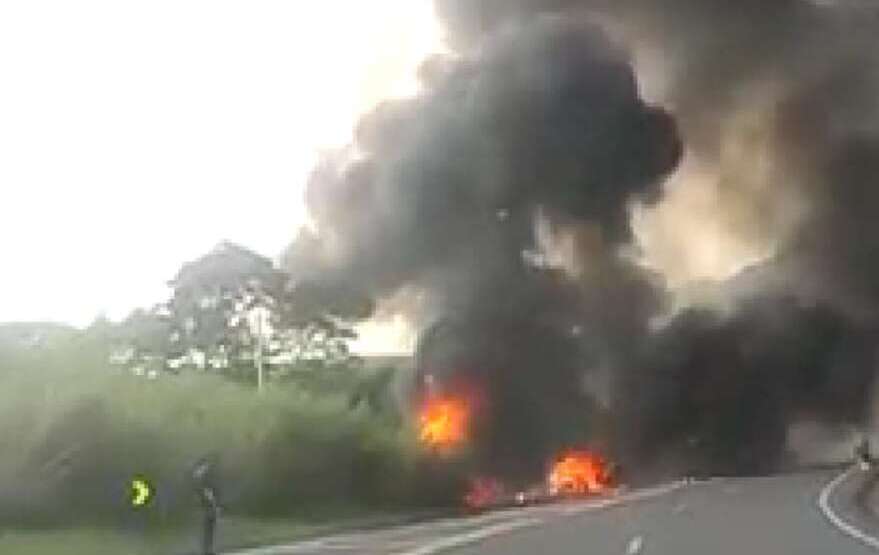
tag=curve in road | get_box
[819,466,879,551]
[232,469,879,555]
[450,470,876,555]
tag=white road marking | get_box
[817,466,879,551]
[231,481,688,555]
[229,510,533,554]
[392,517,543,555]
[394,482,687,555]
[561,480,687,515]
[625,535,644,554]
[231,538,327,554]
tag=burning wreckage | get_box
[417,389,618,508]
[412,318,621,508]
[285,1,879,511]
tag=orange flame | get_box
[548,450,610,495]
[419,395,470,451]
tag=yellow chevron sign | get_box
[130,477,154,507]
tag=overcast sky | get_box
[0,1,441,330]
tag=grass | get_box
[0,336,468,555]
[0,509,447,555]
[0,519,319,555]
[0,332,459,553]
[0,527,184,555]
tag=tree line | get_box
[112,241,373,387]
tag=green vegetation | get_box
[0,243,467,553]
[0,513,412,555]
[0,325,455,552]
[114,241,373,384]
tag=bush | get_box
[0,338,426,528]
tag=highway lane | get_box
[453,470,875,555]
[231,469,878,555]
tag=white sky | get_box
[0,1,442,330]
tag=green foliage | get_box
[113,308,174,372]
[348,366,402,425]
[0,322,79,350]
[106,241,373,386]
[0,336,437,529]
[167,242,279,361]
[0,243,449,535]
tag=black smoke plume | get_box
[287,1,879,480]
[287,16,679,478]
[618,296,876,476]
[432,0,879,474]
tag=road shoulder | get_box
[819,465,879,551]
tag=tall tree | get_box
[166,241,282,377]
[276,281,372,362]
[155,241,372,386]
[114,307,174,373]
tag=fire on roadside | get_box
[418,394,470,451]
[547,449,613,496]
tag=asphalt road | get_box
[233,468,879,555]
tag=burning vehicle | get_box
[418,392,471,453]
[547,449,615,496]
[414,325,620,509]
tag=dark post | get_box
[855,435,872,470]
[851,435,879,518]
[191,454,220,555]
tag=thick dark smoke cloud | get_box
[425,0,879,472]
[437,0,879,311]
[292,17,679,289]
[286,15,680,478]
[287,0,879,479]
[618,297,876,475]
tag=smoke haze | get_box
[285,0,879,478]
